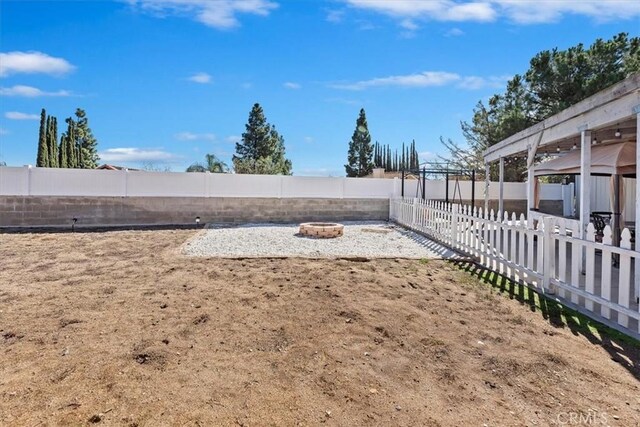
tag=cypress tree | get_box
[345,108,374,177]
[59,134,68,168]
[47,116,59,167]
[63,117,77,168]
[36,109,49,167]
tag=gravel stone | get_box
[183,222,456,259]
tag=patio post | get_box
[634,105,640,301]
[484,163,490,213]
[527,168,535,228]
[579,127,591,273]
[498,157,504,215]
[579,127,591,240]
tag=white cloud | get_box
[226,135,242,143]
[344,0,640,25]
[331,71,509,91]
[345,0,496,22]
[187,72,212,84]
[241,82,252,89]
[0,127,9,136]
[399,19,418,30]
[0,85,71,97]
[174,131,216,141]
[419,151,438,162]
[330,71,460,90]
[5,111,40,120]
[304,136,314,144]
[128,0,278,29]
[0,51,75,77]
[494,0,640,24]
[283,82,301,89]
[445,27,465,37]
[458,75,509,90]
[326,9,345,23]
[98,148,178,162]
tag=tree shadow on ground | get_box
[451,259,640,383]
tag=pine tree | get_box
[345,108,374,177]
[74,109,99,169]
[233,103,292,175]
[36,109,49,167]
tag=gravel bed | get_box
[183,222,456,259]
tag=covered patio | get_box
[482,73,640,332]
[484,73,640,241]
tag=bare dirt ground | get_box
[1,229,639,426]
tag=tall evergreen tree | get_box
[59,134,68,168]
[74,109,99,169]
[36,109,49,167]
[63,117,77,168]
[233,103,292,175]
[47,116,58,167]
[345,108,374,177]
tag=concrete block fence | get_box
[0,166,563,228]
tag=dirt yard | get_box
[1,230,639,426]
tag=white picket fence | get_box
[390,198,640,336]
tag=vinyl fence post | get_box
[412,197,418,229]
[451,203,459,248]
[542,216,556,295]
[27,165,32,196]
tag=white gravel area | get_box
[183,222,457,259]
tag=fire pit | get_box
[299,222,344,238]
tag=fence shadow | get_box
[451,259,640,382]
[393,226,461,259]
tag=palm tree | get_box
[186,154,229,173]
[204,154,228,173]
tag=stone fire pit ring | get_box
[299,222,344,238]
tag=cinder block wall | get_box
[0,197,389,228]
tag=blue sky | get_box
[1,1,639,175]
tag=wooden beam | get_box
[485,73,640,161]
[527,131,544,168]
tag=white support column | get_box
[634,105,640,301]
[498,157,505,215]
[527,168,535,228]
[484,162,490,213]
[526,132,543,228]
[579,127,591,239]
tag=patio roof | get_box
[484,73,640,163]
